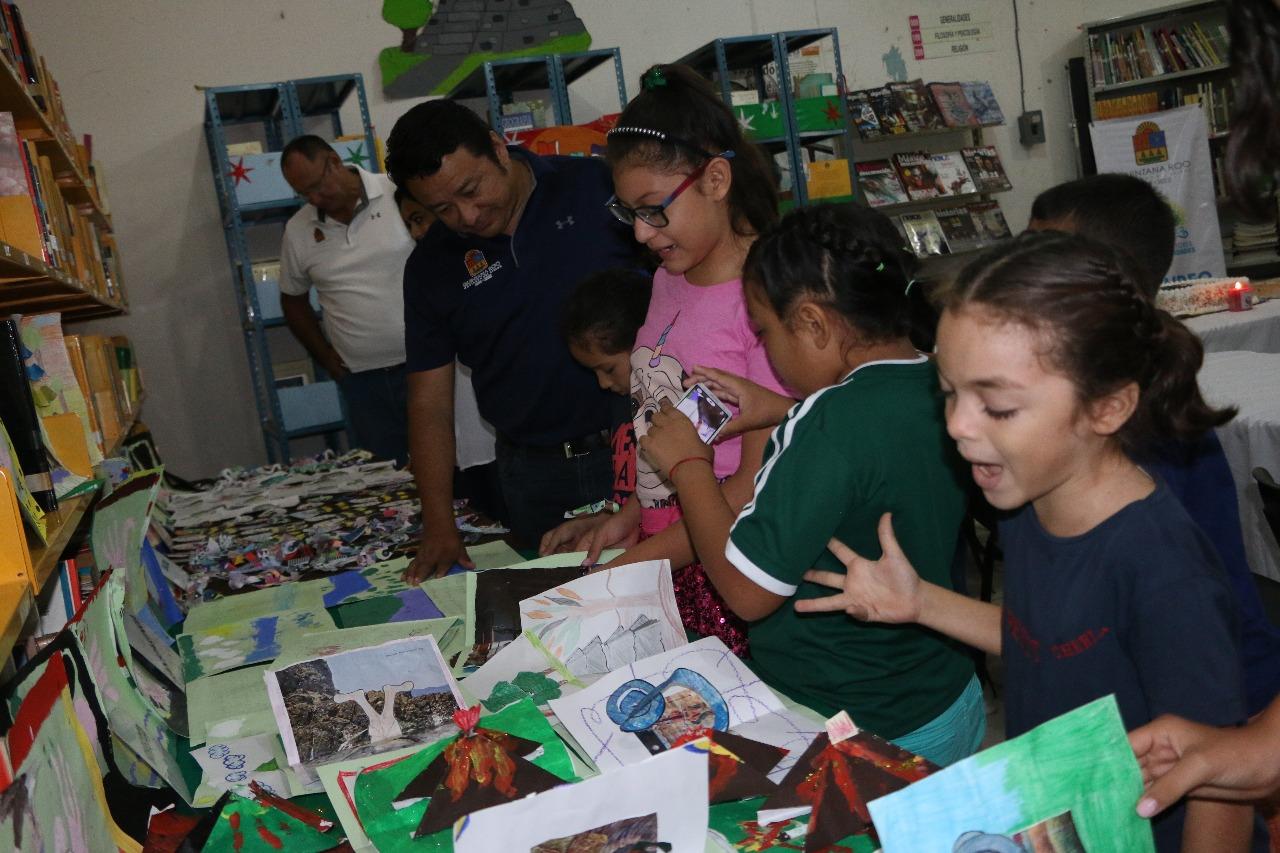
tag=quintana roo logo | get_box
[463,249,488,277]
[1132,120,1168,166]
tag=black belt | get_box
[499,428,611,459]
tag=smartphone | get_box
[675,382,733,444]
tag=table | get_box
[1198,350,1280,582]
[1185,298,1280,355]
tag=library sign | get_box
[1090,105,1226,282]
[908,4,995,60]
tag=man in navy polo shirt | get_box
[387,100,638,578]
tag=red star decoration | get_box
[823,99,842,125]
[228,156,254,185]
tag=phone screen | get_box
[676,384,731,444]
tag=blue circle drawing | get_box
[605,667,730,733]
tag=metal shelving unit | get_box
[678,29,854,209]
[202,74,375,464]
[446,47,626,130]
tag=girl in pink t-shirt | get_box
[580,64,789,655]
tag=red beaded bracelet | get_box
[667,456,712,481]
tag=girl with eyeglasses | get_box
[574,63,789,656]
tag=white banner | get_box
[1089,105,1225,283]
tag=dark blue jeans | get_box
[337,363,409,466]
[495,437,612,546]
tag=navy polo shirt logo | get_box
[462,249,504,290]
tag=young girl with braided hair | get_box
[801,230,1258,849]
[640,202,983,766]
[576,63,789,656]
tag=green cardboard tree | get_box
[383,0,433,52]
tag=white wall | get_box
[25,0,1165,477]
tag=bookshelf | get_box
[0,13,124,318]
[1078,1,1275,275]
[0,5,139,670]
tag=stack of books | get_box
[0,111,119,299]
[1232,219,1279,258]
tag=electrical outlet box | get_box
[1019,110,1045,145]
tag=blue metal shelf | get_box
[678,30,855,208]
[203,75,372,463]
[446,47,626,133]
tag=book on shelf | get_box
[935,206,985,254]
[888,79,948,133]
[846,90,882,140]
[961,146,1012,192]
[927,82,981,127]
[1089,17,1228,87]
[892,152,944,201]
[867,86,909,135]
[898,211,949,257]
[856,160,909,208]
[0,318,55,512]
[959,81,1005,126]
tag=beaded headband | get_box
[605,125,734,163]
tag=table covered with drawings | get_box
[0,451,1160,852]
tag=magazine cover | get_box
[868,86,909,134]
[968,200,1013,242]
[936,206,984,253]
[846,90,882,140]
[961,146,1013,192]
[928,152,977,196]
[888,79,947,132]
[899,211,950,257]
[892,152,942,201]
[928,82,980,127]
[961,81,1006,125]
[856,160,909,207]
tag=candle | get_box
[1227,280,1255,312]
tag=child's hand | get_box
[639,400,712,481]
[578,507,641,565]
[686,366,796,440]
[1129,713,1280,817]
[540,513,609,556]
[796,513,923,623]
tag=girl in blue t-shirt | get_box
[802,231,1255,851]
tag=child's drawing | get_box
[463,632,582,714]
[519,560,685,679]
[867,697,1154,853]
[178,608,335,681]
[452,745,708,853]
[607,668,729,755]
[265,634,465,767]
[530,813,660,853]
[953,811,1085,853]
[547,637,785,773]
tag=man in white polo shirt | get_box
[278,135,415,464]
